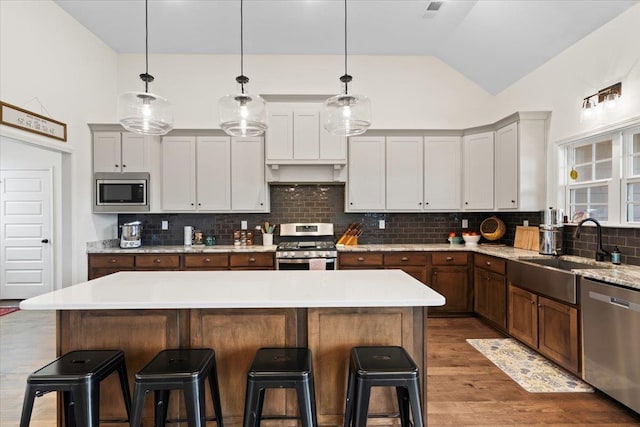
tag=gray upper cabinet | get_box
[93,131,149,173]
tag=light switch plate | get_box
[523,220,529,226]
[379,219,386,229]
[241,220,248,230]
[462,219,468,228]
[161,220,169,230]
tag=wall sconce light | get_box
[581,82,622,119]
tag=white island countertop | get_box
[20,270,446,310]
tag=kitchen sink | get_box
[516,257,609,272]
[507,258,608,304]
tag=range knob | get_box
[288,252,295,258]
[304,251,310,257]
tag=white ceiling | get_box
[54,0,638,94]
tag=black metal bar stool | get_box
[129,348,223,427]
[343,346,423,427]
[20,349,132,427]
[243,347,317,427]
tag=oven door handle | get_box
[277,258,336,264]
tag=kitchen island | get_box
[21,269,445,427]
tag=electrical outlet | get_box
[241,220,248,230]
[462,219,468,228]
[379,219,386,229]
[161,220,169,230]
[523,220,529,226]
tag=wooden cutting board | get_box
[514,226,539,251]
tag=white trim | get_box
[555,116,640,146]
[1,124,74,153]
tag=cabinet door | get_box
[429,267,472,313]
[462,132,494,210]
[231,137,267,211]
[120,133,149,172]
[93,132,122,173]
[508,284,538,348]
[386,137,423,211]
[293,107,320,160]
[266,105,293,161]
[424,136,461,210]
[538,296,579,373]
[347,137,386,211]
[196,136,231,211]
[495,122,518,209]
[161,136,196,210]
[319,108,347,161]
[474,267,507,331]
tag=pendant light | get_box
[218,0,267,137]
[118,0,173,135]
[323,0,371,136]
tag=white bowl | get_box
[462,234,481,245]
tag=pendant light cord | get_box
[344,0,348,77]
[144,0,149,93]
[240,0,245,94]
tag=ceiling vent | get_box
[423,1,443,19]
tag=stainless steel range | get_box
[276,223,337,270]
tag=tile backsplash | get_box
[120,185,542,246]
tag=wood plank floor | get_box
[1,311,638,426]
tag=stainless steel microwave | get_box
[94,172,150,213]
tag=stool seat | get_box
[244,347,317,427]
[130,348,223,427]
[20,350,131,427]
[344,346,423,427]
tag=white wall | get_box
[0,0,119,284]
[117,54,496,130]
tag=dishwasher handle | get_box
[589,290,640,312]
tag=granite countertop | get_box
[20,270,445,310]
[87,242,640,291]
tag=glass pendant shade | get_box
[219,79,267,137]
[118,91,173,135]
[323,86,372,136]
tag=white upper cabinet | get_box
[93,132,149,173]
[161,136,197,211]
[196,137,231,211]
[347,136,386,211]
[266,102,346,164]
[495,122,519,209]
[231,137,268,212]
[424,136,462,210]
[386,137,424,210]
[462,131,495,210]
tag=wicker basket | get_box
[480,216,506,241]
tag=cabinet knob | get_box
[486,261,491,266]
[401,257,409,261]
[249,257,256,263]
[154,258,161,263]
[122,164,126,168]
[511,200,515,203]
[198,203,201,206]
[537,303,542,308]
[260,203,264,206]
[41,239,49,243]
[418,202,422,206]
[465,202,469,205]
[191,203,195,206]
[433,271,437,277]
[446,256,453,261]
[350,202,353,205]
[204,258,211,263]
[530,301,535,305]
[425,202,429,205]
[357,257,365,262]
[109,258,117,264]
[115,164,119,168]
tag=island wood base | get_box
[57,306,427,427]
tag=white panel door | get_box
[0,169,52,299]
[121,133,149,172]
[424,136,462,210]
[196,136,231,211]
[93,132,122,173]
[462,132,495,210]
[495,122,519,209]
[347,137,386,211]
[386,137,424,211]
[265,105,293,161]
[161,136,196,211]
[293,108,320,160]
[231,137,267,211]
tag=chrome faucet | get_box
[574,218,610,262]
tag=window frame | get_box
[622,125,640,224]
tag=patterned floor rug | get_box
[466,338,593,393]
[0,307,20,317]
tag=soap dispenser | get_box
[611,247,621,265]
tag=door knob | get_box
[41,239,49,243]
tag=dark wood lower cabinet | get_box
[474,268,507,331]
[508,284,580,374]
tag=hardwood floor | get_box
[1,311,638,426]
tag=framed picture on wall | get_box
[0,101,67,142]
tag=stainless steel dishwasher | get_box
[581,277,640,414]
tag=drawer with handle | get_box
[184,254,228,269]
[89,254,134,268]
[135,254,181,269]
[230,253,274,268]
[432,252,468,266]
[474,253,505,275]
[384,252,427,266]
[339,253,383,267]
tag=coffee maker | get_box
[539,207,563,255]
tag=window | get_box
[567,138,612,222]
[624,130,640,223]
